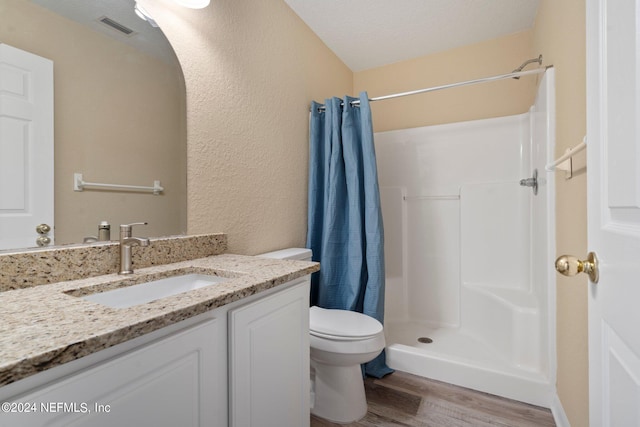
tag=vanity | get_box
[0,234,319,427]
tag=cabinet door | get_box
[1,317,225,427]
[229,279,310,427]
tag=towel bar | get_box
[73,173,164,195]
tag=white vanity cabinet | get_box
[0,276,310,427]
[229,279,310,427]
[0,315,227,427]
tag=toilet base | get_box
[311,361,367,424]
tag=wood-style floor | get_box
[310,370,556,427]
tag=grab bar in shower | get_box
[545,137,586,179]
[403,195,460,201]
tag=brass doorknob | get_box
[36,236,51,247]
[36,224,51,234]
[555,252,599,284]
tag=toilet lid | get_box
[309,306,383,339]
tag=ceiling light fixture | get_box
[133,0,209,27]
[134,2,158,27]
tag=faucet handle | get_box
[120,222,148,237]
[121,222,148,228]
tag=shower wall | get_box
[374,70,555,406]
[378,113,531,328]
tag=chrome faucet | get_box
[119,222,150,275]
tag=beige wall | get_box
[103,0,589,423]
[147,0,352,254]
[354,31,536,132]
[0,0,187,245]
[533,0,589,425]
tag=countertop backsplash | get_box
[0,234,227,292]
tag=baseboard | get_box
[550,393,571,427]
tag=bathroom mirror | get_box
[0,0,187,251]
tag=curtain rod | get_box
[314,66,551,112]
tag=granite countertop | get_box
[0,254,319,387]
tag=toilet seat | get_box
[310,306,383,340]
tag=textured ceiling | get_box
[28,1,540,71]
[284,0,540,72]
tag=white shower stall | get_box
[376,70,555,407]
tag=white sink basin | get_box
[81,274,230,309]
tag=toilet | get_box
[258,248,386,424]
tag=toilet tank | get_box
[257,248,312,262]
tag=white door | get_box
[0,44,54,250]
[586,0,640,425]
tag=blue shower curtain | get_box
[306,92,393,378]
